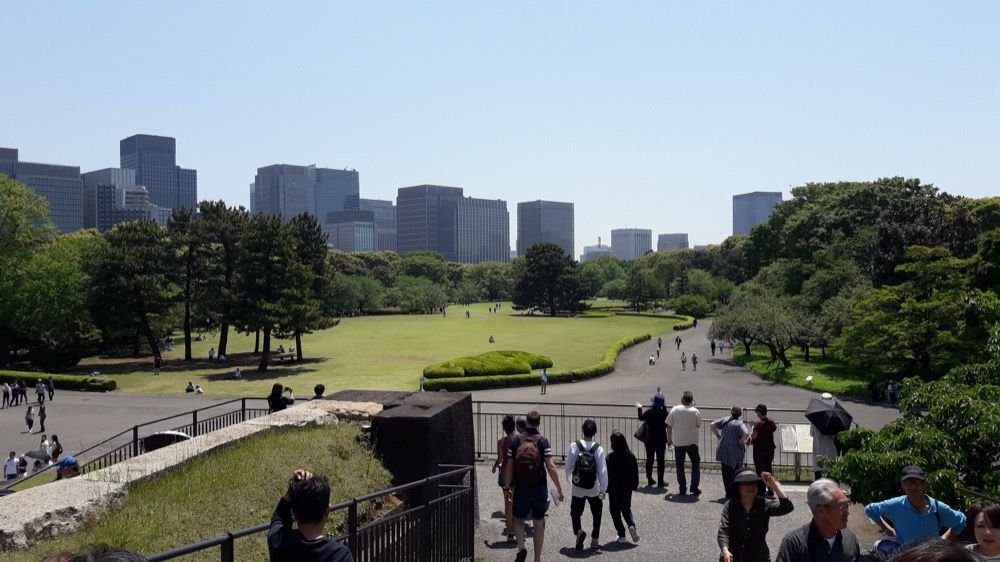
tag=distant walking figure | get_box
[692,354,698,372]
[25,406,34,433]
[46,376,54,400]
[153,354,162,376]
[540,368,549,395]
[657,337,662,350]
[656,348,660,359]
[38,404,46,433]
[675,336,682,350]
[710,340,717,356]
[681,352,687,371]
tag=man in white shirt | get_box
[666,390,703,495]
[5,451,19,480]
[566,419,608,551]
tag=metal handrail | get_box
[957,485,1000,504]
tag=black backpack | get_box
[572,440,599,489]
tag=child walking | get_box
[606,430,640,544]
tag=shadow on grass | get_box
[72,354,323,379]
[202,363,321,383]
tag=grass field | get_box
[9,424,391,562]
[733,346,872,395]
[67,302,686,397]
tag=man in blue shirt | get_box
[863,465,966,547]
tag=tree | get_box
[0,176,55,365]
[197,201,247,357]
[578,256,625,298]
[512,243,587,316]
[329,275,384,315]
[395,275,448,313]
[168,207,214,361]
[282,213,333,361]
[397,251,448,284]
[90,220,179,358]
[624,268,663,311]
[670,294,712,318]
[464,261,514,301]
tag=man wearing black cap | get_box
[863,465,967,548]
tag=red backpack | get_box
[513,434,544,486]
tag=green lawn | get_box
[733,346,872,396]
[67,302,685,397]
[10,424,391,562]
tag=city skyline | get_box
[3,3,998,254]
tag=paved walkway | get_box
[473,319,899,430]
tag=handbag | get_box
[634,421,649,443]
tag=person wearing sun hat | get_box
[864,465,967,549]
[718,467,793,562]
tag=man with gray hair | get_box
[775,479,861,562]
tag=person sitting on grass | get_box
[185,382,195,393]
[268,469,354,562]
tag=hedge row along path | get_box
[472,319,901,431]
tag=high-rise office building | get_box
[119,134,197,210]
[252,164,359,222]
[82,168,171,231]
[517,200,574,257]
[395,185,463,256]
[611,228,652,260]
[324,210,375,253]
[580,242,614,263]
[440,197,509,263]
[657,233,689,251]
[358,198,397,252]
[0,147,83,233]
[732,191,783,236]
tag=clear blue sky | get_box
[3,2,997,255]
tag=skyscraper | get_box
[517,200,575,257]
[119,134,197,210]
[358,198,397,252]
[657,233,689,251]
[0,147,83,233]
[82,168,171,231]
[395,185,463,255]
[440,197,509,263]
[324,210,376,253]
[252,164,359,222]
[611,228,652,260]
[732,191,783,236]
[315,168,360,223]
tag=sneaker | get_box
[575,529,587,551]
[507,533,515,542]
[691,487,702,495]
[514,548,528,562]
[617,536,628,544]
[591,537,601,549]
[629,525,640,542]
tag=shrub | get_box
[423,351,553,380]
[670,294,713,318]
[424,334,650,391]
[0,370,117,392]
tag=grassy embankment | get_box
[62,302,687,396]
[9,423,391,562]
[733,346,871,396]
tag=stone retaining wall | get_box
[0,399,382,551]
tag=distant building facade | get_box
[119,134,197,210]
[358,198,397,252]
[611,228,652,261]
[0,147,83,233]
[395,185,464,256]
[580,244,614,263]
[252,164,359,222]
[82,168,171,231]
[440,197,509,263]
[325,210,375,253]
[517,200,574,258]
[732,191,783,236]
[657,233,689,251]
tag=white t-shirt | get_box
[666,404,702,446]
[565,440,608,497]
[4,458,18,477]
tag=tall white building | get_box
[611,228,652,260]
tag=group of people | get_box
[266,383,328,413]
[2,377,54,408]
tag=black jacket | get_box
[268,499,354,562]
[775,521,861,562]
[606,450,639,495]
[718,496,794,562]
[637,406,668,447]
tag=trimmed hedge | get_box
[424,334,651,391]
[423,351,553,380]
[0,370,118,392]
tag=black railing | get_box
[473,400,816,479]
[3,397,271,492]
[147,465,476,562]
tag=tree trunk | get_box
[217,322,230,357]
[803,344,811,363]
[139,313,160,358]
[183,298,192,361]
[254,329,260,354]
[258,327,271,372]
[742,341,752,356]
[821,346,826,359]
[0,332,10,367]
[295,332,303,361]
[132,329,142,356]
[775,346,792,368]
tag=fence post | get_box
[132,426,139,457]
[192,410,199,437]
[347,500,358,554]
[241,398,246,422]
[220,533,235,562]
[419,478,434,560]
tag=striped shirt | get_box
[713,416,748,468]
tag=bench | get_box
[275,352,296,362]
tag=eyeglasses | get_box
[822,501,851,513]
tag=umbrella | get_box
[143,430,191,453]
[805,398,854,435]
[24,449,51,462]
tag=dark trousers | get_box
[753,447,775,495]
[674,444,701,493]
[2,393,8,408]
[570,495,603,539]
[47,388,53,400]
[26,419,33,432]
[644,443,665,484]
[608,492,635,537]
[39,417,46,432]
[721,464,740,499]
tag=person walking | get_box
[606,431,640,544]
[712,406,749,499]
[504,410,565,562]
[666,390,703,495]
[46,376,54,401]
[748,404,777,496]
[539,368,548,395]
[681,352,687,371]
[25,405,34,433]
[692,353,699,372]
[2,382,9,409]
[711,339,717,356]
[657,336,662,350]
[38,403,46,433]
[4,452,18,480]
[566,419,608,551]
[636,390,669,488]
[50,435,63,464]
[675,335,682,350]
[718,469,794,562]
[863,465,967,553]
[492,415,517,542]
[153,354,162,376]
[35,379,46,404]
[775,479,860,562]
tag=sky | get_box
[2,2,998,255]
